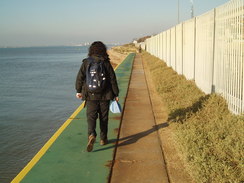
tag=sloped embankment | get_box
[142,52,244,183]
[108,44,138,68]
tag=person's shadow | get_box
[93,122,168,152]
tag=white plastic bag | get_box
[110,101,122,113]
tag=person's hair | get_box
[88,41,109,60]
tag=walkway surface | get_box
[110,55,169,183]
[12,53,170,183]
[12,54,135,183]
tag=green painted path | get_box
[12,53,135,183]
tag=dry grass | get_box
[142,51,244,183]
[111,43,138,55]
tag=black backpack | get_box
[86,57,107,93]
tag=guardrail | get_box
[145,0,244,115]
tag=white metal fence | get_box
[145,0,244,115]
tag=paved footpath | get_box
[12,53,170,183]
[110,54,169,183]
[12,54,135,183]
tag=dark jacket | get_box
[75,55,119,100]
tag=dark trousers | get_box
[86,100,110,140]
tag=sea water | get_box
[0,46,91,182]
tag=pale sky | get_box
[0,0,229,47]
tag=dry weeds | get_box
[142,51,244,183]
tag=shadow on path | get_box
[93,122,168,152]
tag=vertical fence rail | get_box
[171,27,176,69]
[183,18,195,80]
[241,1,244,114]
[145,0,244,114]
[163,31,167,62]
[176,23,183,74]
[195,10,215,94]
[167,29,171,66]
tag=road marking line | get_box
[11,102,85,183]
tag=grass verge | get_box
[142,51,244,183]
[111,43,138,55]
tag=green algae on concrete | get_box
[20,53,135,183]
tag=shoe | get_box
[100,139,108,146]
[87,135,96,152]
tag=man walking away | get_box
[75,41,119,152]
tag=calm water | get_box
[0,46,90,182]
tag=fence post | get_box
[181,23,184,75]
[175,26,177,71]
[193,17,196,80]
[211,8,217,93]
[242,0,244,113]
